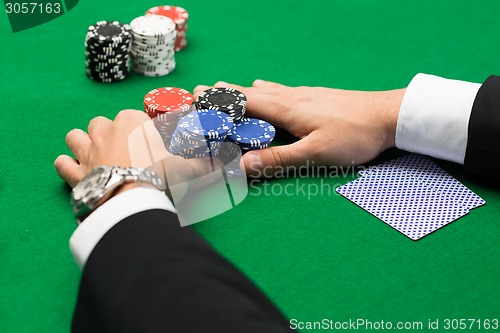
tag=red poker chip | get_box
[145,6,188,27]
[144,87,193,118]
[145,6,189,51]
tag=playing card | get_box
[338,154,485,240]
[359,154,485,210]
[337,170,470,240]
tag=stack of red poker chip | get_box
[144,87,193,118]
[144,87,194,146]
[145,6,189,52]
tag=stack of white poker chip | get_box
[129,15,176,77]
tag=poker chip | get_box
[145,6,189,52]
[84,21,132,83]
[169,109,233,159]
[216,142,245,178]
[144,87,193,117]
[145,87,194,147]
[178,109,233,139]
[129,15,176,77]
[195,88,247,121]
[226,118,275,150]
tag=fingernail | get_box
[253,79,266,86]
[243,153,262,175]
[195,85,210,91]
[215,81,229,87]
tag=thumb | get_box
[242,140,311,177]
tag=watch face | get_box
[72,166,109,201]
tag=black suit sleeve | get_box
[464,75,500,177]
[72,209,293,333]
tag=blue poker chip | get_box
[169,128,224,158]
[169,110,235,159]
[177,109,233,139]
[177,129,226,144]
[225,167,245,177]
[227,118,275,147]
[180,151,215,159]
[171,134,223,150]
[240,143,269,151]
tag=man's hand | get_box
[194,80,405,177]
[55,109,225,206]
[54,110,167,188]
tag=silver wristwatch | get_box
[71,166,166,222]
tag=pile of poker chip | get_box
[84,21,132,83]
[145,6,189,52]
[195,88,275,152]
[195,88,247,121]
[84,5,189,82]
[129,15,176,77]
[144,87,194,146]
[143,86,276,160]
[226,118,276,152]
[169,110,233,158]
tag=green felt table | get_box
[1,0,499,332]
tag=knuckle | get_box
[115,110,130,120]
[116,109,147,122]
[88,116,104,126]
[292,86,313,103]
[270,148,289,167]
[54,155,63,168]
[65,129,78,142]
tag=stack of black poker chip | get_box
[194,87,247,121]
[85,21,132,83]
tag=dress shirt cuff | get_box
[69,187,176,270]
[395,73,481,164]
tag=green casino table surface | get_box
[1,0,499,332]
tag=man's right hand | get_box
[195,80,406,177]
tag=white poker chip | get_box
[130,15,176,36]
[129,15,177,77]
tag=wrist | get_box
[96,182,157,208]
[78,182,160,224]
[377,88,406,150]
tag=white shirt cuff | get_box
[69,187,176,270]
[395,73,481,164]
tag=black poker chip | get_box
[84,21,132,83]
[195,88,247,121]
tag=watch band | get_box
[116,167,165,189]
[72,166,165,222]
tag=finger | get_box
[252,79,286,88]
[216,79,287,91]
[193,85,211,98]
[242,139,314,177]
[211,82,289,128]
[88,116,112,139]
[54,155,85,188]
[114,109,151,132]
[66,129,91,160]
